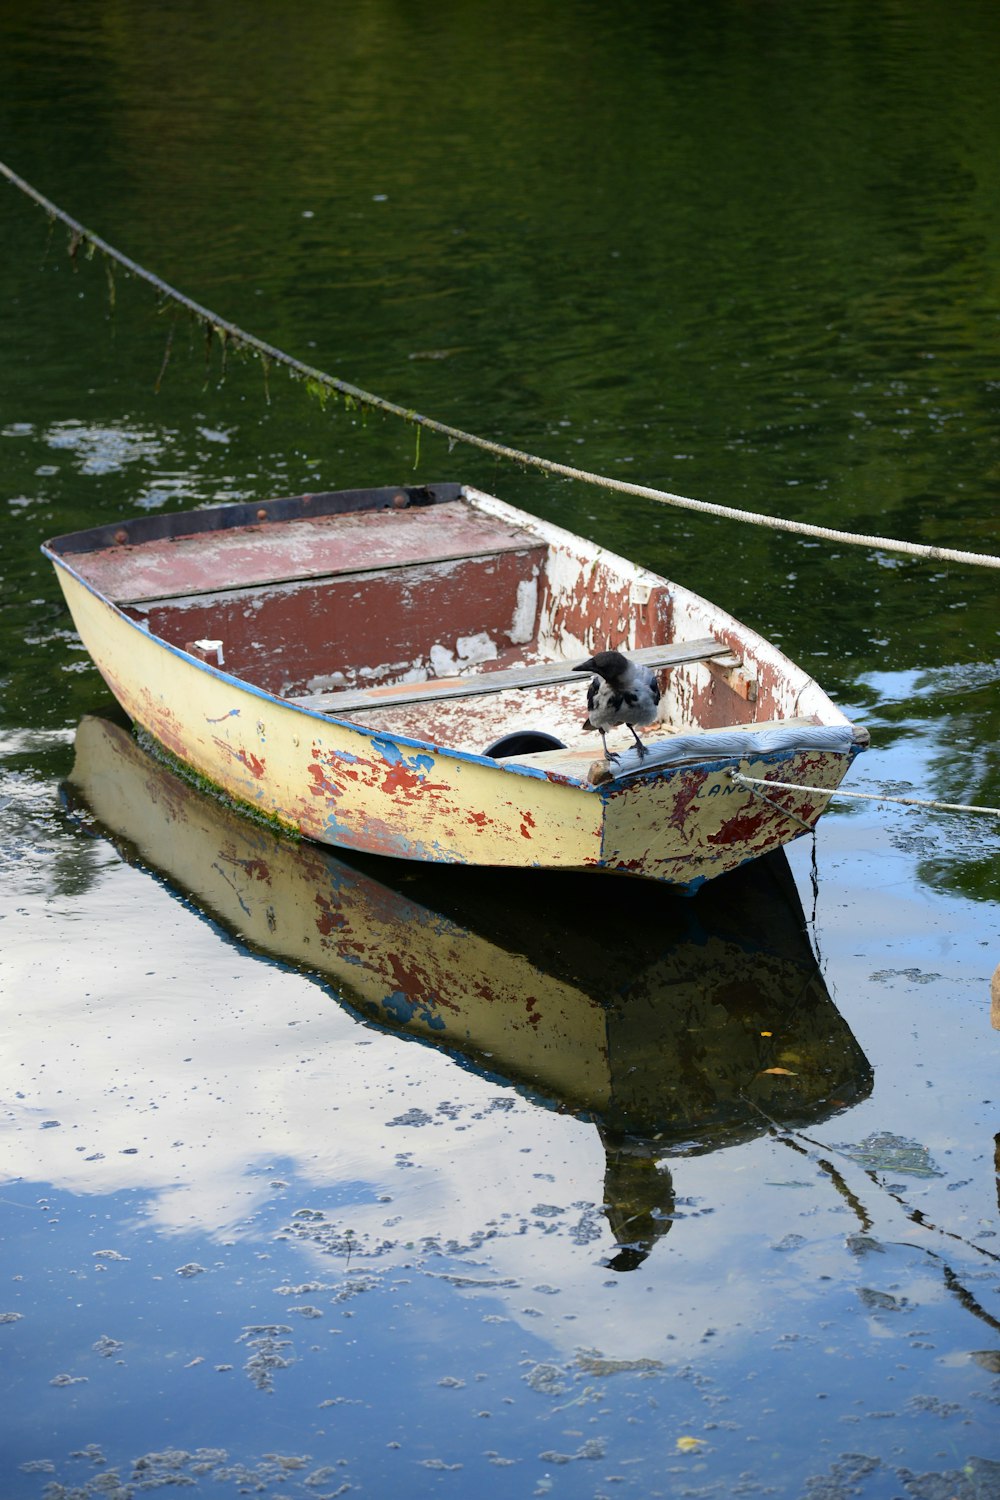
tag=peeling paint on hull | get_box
[43,484,867,888]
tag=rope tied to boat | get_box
[3,158,1000,573]
[730,770,1000,819]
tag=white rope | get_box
[731,771,1000,819]
[732,776,815,830]
[3,159,1000,572]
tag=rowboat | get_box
[64,712,873,1267]
[44,482,868,889]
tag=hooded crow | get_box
[573,649,661,762]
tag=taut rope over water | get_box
[731,771,1000,819]
[4,158,1000,571]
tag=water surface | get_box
[1,3,998,1496]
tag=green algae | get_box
[134,725,301,842]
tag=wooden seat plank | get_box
[295,638,731,715]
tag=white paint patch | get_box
[358,660,414,681]
[508,575,538,644]
[455,632,498,666]
[192,639,224,663]
[304,670,349,692]
[430,643,458,677]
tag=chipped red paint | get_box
[83,501,539,602]
[308,744,452,817]
[538,558,674,656]
[140,701,192,766]
[709,806,770,845]
[242,748,267,779]
[523,995,542,1030]
[314,892,348,936]
[383,951,462,1013]
[212,738,266,779]
[378,758,450,801]
[307,762,341,798]
[228,856,272,883]
[356,681,585,758]
[664,774,704,832]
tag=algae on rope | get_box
[3,157,997,570]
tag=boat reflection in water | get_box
[63,714,873,1272]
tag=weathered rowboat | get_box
[44,482,868,889]
[64,711,873,1265]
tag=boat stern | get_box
[595,729,866,888]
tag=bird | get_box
[573,649,661,762]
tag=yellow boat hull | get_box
[44,483,866,889]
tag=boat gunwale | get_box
[42,544,861,805]
[42,480,865,869]
[42,481,467,557]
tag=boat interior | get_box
[57,484,814,759]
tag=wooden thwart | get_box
[295,638,731,715]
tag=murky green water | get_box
[2,3,999,1496]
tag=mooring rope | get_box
[4,159,1000,572]
[731,770,1000,818]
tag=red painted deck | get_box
[72,501,544,603]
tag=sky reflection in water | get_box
[2,713,998,1497]
[1,0,999,1493]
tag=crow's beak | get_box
[573,658,596,673]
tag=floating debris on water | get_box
[858,1288,909,1313]
[839,1132,944,1179]
[539,1438,607,1463]
[236,1326,295,1393]
[523,1362,567,1395]
[575,1349,665,1377]
[386,1108,434,1127]
[92,1334,123,1358]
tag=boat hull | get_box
[44,483,867,889]
[50,561,860,888]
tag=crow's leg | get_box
[599,729,620,763]
[627,724,648,759]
